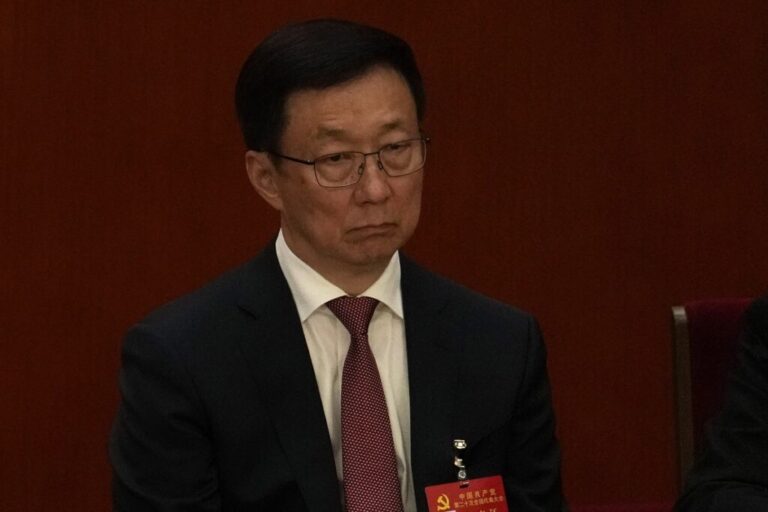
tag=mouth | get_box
[348,222,397,237]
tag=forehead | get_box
[281,66,419,146]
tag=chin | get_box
[346,240,402,267]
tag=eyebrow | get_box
[313,120,408,142]
[314,127,347,141]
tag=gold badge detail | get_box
[436,493,451,511]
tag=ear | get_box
[245,150,283,211]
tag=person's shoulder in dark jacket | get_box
[675,293,768,512]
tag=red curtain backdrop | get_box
[2,2,767,510]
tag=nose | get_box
[356,153,384,173]
[354,153,392,203]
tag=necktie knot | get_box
[326,296,379,336]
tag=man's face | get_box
[255,66,423,281]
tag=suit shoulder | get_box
[741,294,768,352]
[133,253,270,343]
[401,256,535,328]
[745,294,768,334]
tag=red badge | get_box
[425,475,508,512]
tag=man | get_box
[110,19,564,511]
[676,294,768,511]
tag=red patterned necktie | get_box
[326,296,404,512]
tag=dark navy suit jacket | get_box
[110,243,564,511]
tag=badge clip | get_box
[453,439,469,488]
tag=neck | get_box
[300,252,389,295]
[326,266,386,296]
[280,231,391,296]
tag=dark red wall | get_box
[2,2,767,510]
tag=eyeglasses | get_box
[269,137,430,188]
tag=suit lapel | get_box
[233,249,465,511]
[401,257,464,501]
[236,246,342,512]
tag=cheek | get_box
[406,197,422,231]
[304,192,352,232]
[401,178,424,218]
[282,178,325,215]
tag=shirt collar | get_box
[275,230,403,322]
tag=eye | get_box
[384,140,412,153]
[319,152,356,167]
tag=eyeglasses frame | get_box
[268,136,430,188]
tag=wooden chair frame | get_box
[671,305,694,490]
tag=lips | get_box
[348,222,397,237]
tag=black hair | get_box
[235,19,426,151]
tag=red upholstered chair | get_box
[671,298,752,489]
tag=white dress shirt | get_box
[275,231,416,511]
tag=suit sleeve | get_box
[675,297,768,512]
[109,324,221,511]
[503,316,566,512]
